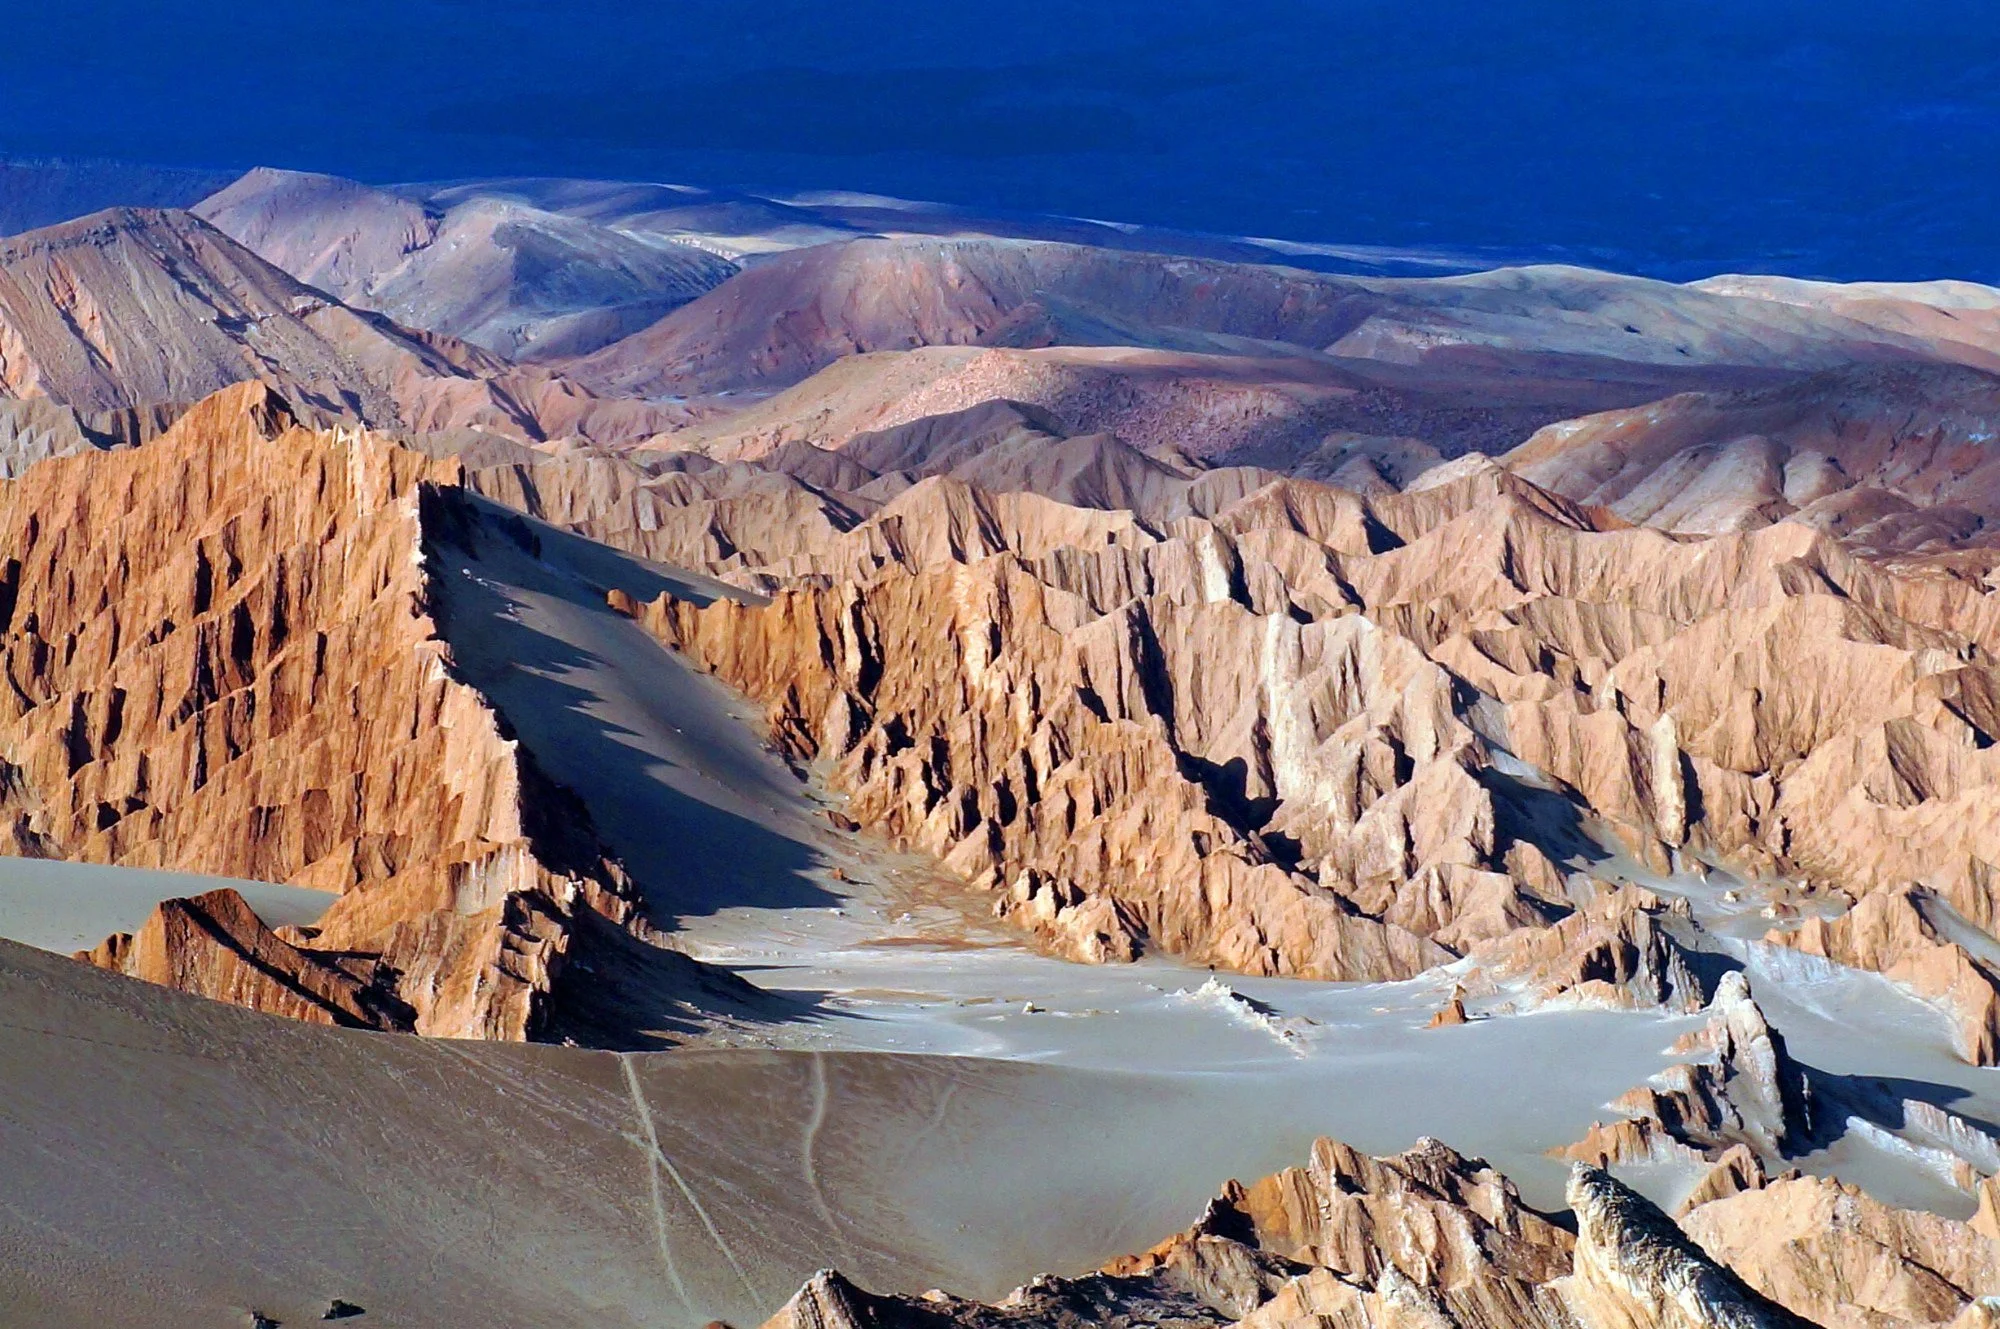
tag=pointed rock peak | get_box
[156,381,300,450]
[1700,969,1764,1033]
[1566,1163,1816,1329]
[765,1269,890,1329]
[1691,970,1817,1154]
[1705,969,1769,1031]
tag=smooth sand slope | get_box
[0,937,1230,1328]
[0,937,1678,1329]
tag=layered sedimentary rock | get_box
[1506,364,2000,551]
[0,397,105,477]
[20,202,2000,1064]
[0,206,689,445]
[0,383,656,1037]
[1689,276,2000,362]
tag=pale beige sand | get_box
[0,934,1678,1329]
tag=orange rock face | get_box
[1683,1176,2000,1329]
[79,886,410,1031]
[3,384,647,1037]
[622,491,1499,978]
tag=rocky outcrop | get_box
[0,397,105,477]
[79,886,411,1031]
[558,391,2000,1023]
[760,1135,1581,1329]
[760,1135,1886,1329]
[1558,973,1814,1173]
[1683,1176,2000,1329]
[3,384,658,1038]
[1466,886,1714,1013]
[1149,1136,1575,1298]
[1565,1163,1816,1329]
[622,486,1540,977]
[1678,973,1818,1158]
[1559,972,2000,1205]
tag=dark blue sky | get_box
[6,1,1999,280]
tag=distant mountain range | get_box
[5,0,1993,283]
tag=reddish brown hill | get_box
[0,206,689,446]
[567,238,1984,407]
[1506,362,2000,553]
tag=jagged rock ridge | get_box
[531,407,2000,1053]
[0,383,706,1038]
[759,1132,1996,1329]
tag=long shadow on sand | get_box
[1479,762,1615,876]
[470,494,758,610]
[426,497,843,929]
[547,910,857,1050]
[1810,1067,2000,1141]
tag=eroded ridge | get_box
[0,384,653,1037]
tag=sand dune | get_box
[0,936,1671,1328]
